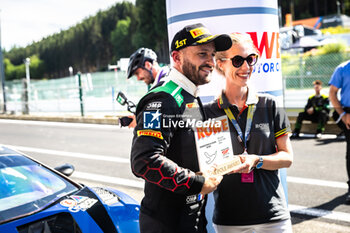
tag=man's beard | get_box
[181,58,211,86]
[144,68,154,85]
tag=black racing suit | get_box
[294,94,330,134]
[130,69,207,233]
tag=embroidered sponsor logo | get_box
[146,101,162,110]
[186,194,203,204]
[190,27,209,38]
[137,130,164,140]
[255,123,269,131]
[144,110,161,129]
[186,195,197,204]
[174,93,184,106]
[175,39,187,49]
[186,102,198,109]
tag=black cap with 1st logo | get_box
[171,23,232,52]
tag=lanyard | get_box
[220,96,256,150]
[196,96,207,120]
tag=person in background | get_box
[127,47,168,88]
[329,60,350,204]
[205,33,293,233]
[130,23,232,232]
[291,80,330,138]
[124,48,169,128]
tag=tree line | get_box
[3,0,345,81]
[3,0,168,80]
[278,0,349,22]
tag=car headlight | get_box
[92,187,121,206]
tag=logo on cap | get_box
[175,39,187,49]
[190,27,209,39]
[171,23,232,52]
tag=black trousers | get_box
[139,212,208,233]
[334,108,350,191]
[139,198,208,233]
[346,129,350,191]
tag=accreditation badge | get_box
[241,151,254,183]
[241,171,254,183]
[194,115,241,175]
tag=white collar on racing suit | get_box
[166,68,199,97]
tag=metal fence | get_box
[281,52,350,109]
[282,52,350,89]
[4,71,148,116]
[3,52,350,115]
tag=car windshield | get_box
[0,155,79,223]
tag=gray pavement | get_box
[1,115,350,232]
[288,134,350,232]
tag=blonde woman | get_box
[204,33,293,233]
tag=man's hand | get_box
[306,107,314,115]
[231,154,258,174]
[342,113,350,130]
[200,173,223,195]
[128,115,137,128]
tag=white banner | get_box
[165,3,286,232]
[166,0,282,100]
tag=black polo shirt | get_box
[204,90,291,225]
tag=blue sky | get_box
[0,0,135,51]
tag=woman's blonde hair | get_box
[215,33,259,75]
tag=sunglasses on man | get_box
[221,54,258,68]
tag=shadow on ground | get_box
[291,193,349,225]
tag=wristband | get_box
[336,112,346,124]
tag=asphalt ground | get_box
[1,117,350,232]
[287,134,350,233]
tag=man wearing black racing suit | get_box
[130,23,232,233]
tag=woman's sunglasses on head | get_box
[221,54,258,68]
